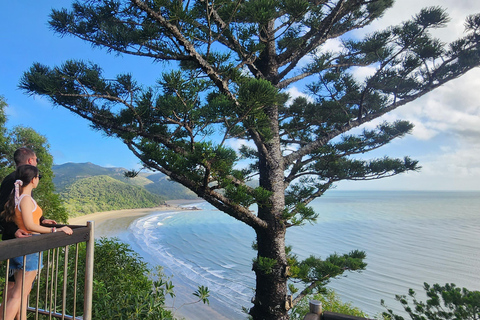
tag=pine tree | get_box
[19,2,480,319]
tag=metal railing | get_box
[0,221,94,320]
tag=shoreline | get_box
[66,200,233,320]
[68,199,202,225]
[68,200,202,238]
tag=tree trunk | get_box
[250,224,289,320]
[249,106,290,319]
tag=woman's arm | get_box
[20,199,72,235]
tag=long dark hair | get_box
[1,165,39,222]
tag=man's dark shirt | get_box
[0,171,18,240]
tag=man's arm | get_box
[14,228,31,238]
[1,219,21,240]
[40,218,57,225]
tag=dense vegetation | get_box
[53,162,130,192]
[23,238,177,319]
[61,175,166,216]
[53,162,198,206]
[291,289,369,319]
[143,172,198,200]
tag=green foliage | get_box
[382,283,480,320]
[193,285,211,305]
[253,256,278,275]
[61,175,165,216]
[0,237,210,318]
[287,250,367,294]
[282,202,318,227]
[290,289,369,320]
[0,97,68,222]
[29,238,175,319]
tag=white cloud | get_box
[225,138,256,153]
[284,86,313,106]
[367,0,480,42]
[409,120,439,141]
[350,65,377,82]
[422,146,480,177]
[389,70,480,143]
[321,38,343,52]
[338,140,480,190]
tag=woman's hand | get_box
[58,226,73,235]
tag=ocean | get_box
[121,191,480,319]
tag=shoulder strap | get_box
[16,194,37,213]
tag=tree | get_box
[382,283,480,320]
[19,1,480,319]
[0,96,68,223]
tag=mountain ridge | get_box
[53,162,197,216]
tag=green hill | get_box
[60,175,166,216]
[53,162,197,200]
[143,172,197,199]
[53,162,136,191]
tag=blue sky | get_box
[1,1,480,191]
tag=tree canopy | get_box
[19,1,480,319]
[382,283,480,320]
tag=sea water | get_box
[124,191,480,319]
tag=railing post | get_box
[303,300,322,320]
[83,221,94,320]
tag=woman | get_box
[0,165,72,320]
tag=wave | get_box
[128,209,254,317]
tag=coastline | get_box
[66,200,233,320]
[68,200,200,238]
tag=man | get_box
[0,147,56,240]
[0,148,58,319]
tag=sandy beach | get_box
[67,200,233,320]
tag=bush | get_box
[31,237,175,319]
[290,288,369,320]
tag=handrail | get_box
[0,225,90,260]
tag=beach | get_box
[68,202,186,238]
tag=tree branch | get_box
[126,141,269,230]
[132,0,238,102]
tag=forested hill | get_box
[53,162,197,216]
[60,175,164,216]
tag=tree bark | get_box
[250,225,289,320]
[250,106,290,319]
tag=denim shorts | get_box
[9,252,43,273]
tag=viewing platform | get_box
[0,222,94,320]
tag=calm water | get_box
[123,191,480,319]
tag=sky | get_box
[1,1,480,191]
